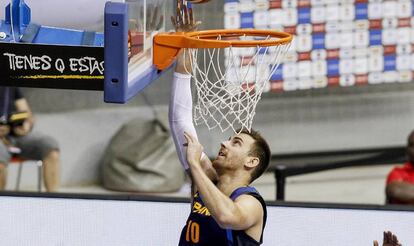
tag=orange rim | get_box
[153,29,292,70]
[185,29,292,47]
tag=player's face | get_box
[213,133,255,170]
[407,132,414,164]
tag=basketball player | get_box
[169,2,269,245]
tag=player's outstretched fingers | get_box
[392,234,397,244]
[176,0,183,26]
[391,233,400,246]
[384,231,391,243]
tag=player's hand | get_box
[183,132,203,167]
[171,0,201,33]
[12,120,32,137]
[373,231,402,246]
[172,1,200,74]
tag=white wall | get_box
[0,195,413,246]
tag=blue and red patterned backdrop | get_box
[224,0,414,92]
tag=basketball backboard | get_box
[0,0,170,103]
[104,0,168,103]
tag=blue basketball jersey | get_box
[178,186,267,246]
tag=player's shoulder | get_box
[233,195,264,225]
[234,193,262,205]
[231,186,265,209]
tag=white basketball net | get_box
[185,35,291,134]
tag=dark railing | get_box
[268,146,406,200]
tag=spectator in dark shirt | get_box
[0,87,60,192]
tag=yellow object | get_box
[9,112,29,123]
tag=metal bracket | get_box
[3,0,31,42]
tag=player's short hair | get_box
[238,128,271,183]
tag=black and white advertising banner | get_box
[0,42,104,90]
[0,196,414,245]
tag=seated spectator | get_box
[385,130,414,205]
[0,87,60,192]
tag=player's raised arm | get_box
[168,1,217,182]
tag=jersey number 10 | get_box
[185,220,200,243]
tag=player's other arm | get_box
[169,0,217,182]
[169,51,218,182]
[184,132,262,230]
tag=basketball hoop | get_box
[154,29,292,133]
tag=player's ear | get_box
[245,156,259,169]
